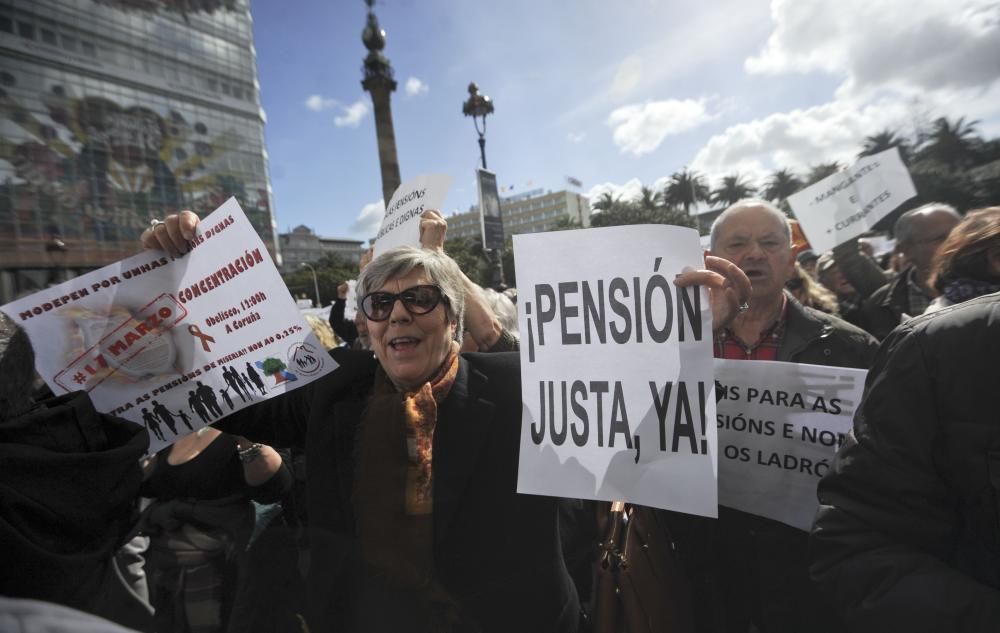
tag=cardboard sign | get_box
[1,198,336,451]
[514,225,718,517]
[373,173,452,257]
[787,147,916,252]
[715,359,866,530]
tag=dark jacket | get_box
[218,349,580,633]
[328,297,359,347]
[665,296,878,633]
[778,294,879,367]
[811,292,1000,632]
[0,392,150,629]
[860,266,926,340]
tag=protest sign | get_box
[787,147,916,253]
[715,359,866,530]
[1,198,336,451]
[373,173,452,257]
[514,225,718,517]
[344,279,358,322]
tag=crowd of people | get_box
[1,200,998,633]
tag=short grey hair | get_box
[357,246,466,341]
[482,287,519,335]
[894,202,960,247]
[709,198,791,252]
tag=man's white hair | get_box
[709,198,791,252]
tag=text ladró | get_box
[715,359,866,530]
[515,225,718,518]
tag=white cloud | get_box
[690,97,917,184]
[746,0,1000,97]
[686,0,1000,184]
[607,98,714,156]
[305,95,337,112]
[585,178,645,209]
[351,199,385,236]
[334,100,370,128]
[567,131,586,143]
[404,77,429,97]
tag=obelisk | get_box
[361,0,401,206]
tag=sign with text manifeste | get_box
[787,147,916,253]
[1,198,335,451]
[715,359,866,530]
[514,225,718,518]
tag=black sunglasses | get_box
[360,285,444,321]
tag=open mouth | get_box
[389,336,421,350]
[743,269,768,281]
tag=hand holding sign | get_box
[141,210,199,256]
[418,209,448,251]
[675,254,752,333]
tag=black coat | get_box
[219,349,580,633]
[0,392,149,628]
[811,292,1000,632]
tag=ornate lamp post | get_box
[462,82,494,170]
[300,262,321,308]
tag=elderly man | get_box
[664,199,878,633]
[859,203,961,339]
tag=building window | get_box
[40,28,56,45]
[17,21,33,40]
[0,15,12,33]
[62,34,77,52]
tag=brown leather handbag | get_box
[592,502,694,633]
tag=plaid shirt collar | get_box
[714,294,789,361]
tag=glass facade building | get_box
[0,0,278,302]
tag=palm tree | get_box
[591,191,624,214]
[805,162,842,186]
[634,185,663,214]
[664,169,709,214]
[761,168,803,204]
[709,174,757,207]
[917,116,981,171]
[859,129,911,163]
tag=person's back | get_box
[0,313,150,629]
[811,292,1000,632]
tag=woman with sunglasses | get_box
[142,209,751,633]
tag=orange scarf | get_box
[353,347,462,627]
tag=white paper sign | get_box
[1,198,336,452]
[514,225,718,517]
[787,147,916,252]
[715,359,866,530]
[344,279,358,322]
[373,173,453,257]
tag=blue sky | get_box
[249,0,1000,241]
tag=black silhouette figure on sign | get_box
[237,370,252,394]
[220,387,234,411]
[176,409,194,431]
[195,381,223,418]
[188,390,210,424]
[223,366,247,402]
[151,400,178,435]
[246,362,266,395]
[142,407,165,441]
